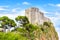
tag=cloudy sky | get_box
[0,0,60,40]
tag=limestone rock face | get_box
[25,7,50,25]
[25,7,59,40]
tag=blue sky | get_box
[0,0,60,40]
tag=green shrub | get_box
[0,32,29,40]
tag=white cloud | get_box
[46,12,60,24]
[0,6,9,8]
[0,6,25,19]
[38,8,49,14]
[12,9,17,13]
[0,8,6,10]
[11,8,21,13]
[56,27,60,40]
[56,4,60,7]
[45,12,60,40]
[0,6,8,10]
[58,31,60,40]
[48,3,60,7]
[22,2,30,5]
[48,4,55,6]
[40,10,48,14]
[0,7,6,10]
[0,10,25,19]
[17,3,21,5]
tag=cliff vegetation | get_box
[0,16,58,40]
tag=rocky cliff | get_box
[25,7,51,25]
[24,7,59,40]
[34,22,59,40]
[0,21,58,40]
[15,21,59,40]
[0,7,58,40]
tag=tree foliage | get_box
[15,16,29,25]
[0,16,16,28]
[0,32,28,40]
[0,16,58,40]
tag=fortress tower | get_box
[25,7,50,25]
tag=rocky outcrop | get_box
[35,24,59,40]
[0,7,58,40]
[25,7,59,40]
[25,7,50,25]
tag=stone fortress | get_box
[25,7,50,25]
